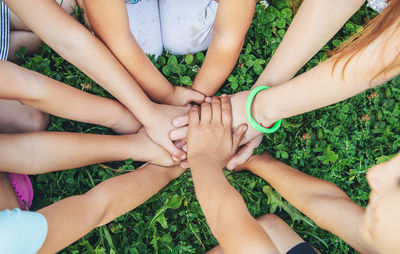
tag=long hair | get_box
[332,0,400,80]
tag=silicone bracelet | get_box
[245,86,282,133]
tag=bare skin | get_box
[187,97,279,254]
[77,0,205,106]
[37,163,186,254]
[187,100,400,253]
[8,0,77,62]
[171,0,400,169]
[78,0,255,98]
[0,129,178,175]
[4,0,192,159]
[2,0,77,134]
[0,61,141,134]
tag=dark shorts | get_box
[0,0,10,60]
[286,242,318,254]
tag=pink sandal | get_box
[8,173,34,210]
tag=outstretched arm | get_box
[192,0,256,96]
[37,164,186,254]
[242,153,376,254]
[81,0,204,106]
[228,19,400,145]
[3,0,154,120]
[209,0,366,168]
[0,130,176,174]
[254,0,366,87]
[187,96,278,254]
[0,61,140,134]
[4,0,189,158]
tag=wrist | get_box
[160,86,176,105]
[246,87,282,133]
[247,153,280,174]
[139,102,159,126]
[189,157,226,172]
[105,102,130,129]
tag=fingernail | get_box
[227,164,235,170]
[182,145,187,152]
[172,156,179,162]
[221,94,227,97]
[180,154,186,160]
[173,119,181,126]
[205,97,212,103]
[243,125,248,131]
[170,132,177,140]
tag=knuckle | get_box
[222,108,231,115]
[201,102,211,108]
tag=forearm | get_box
[82,0,175,104]
[192,165,248,234]
[0,61,140,130]
[37,164,182,254]
[116,44,175,104]
[4,0,155,122]
[191,164,277,253]
[193,41,244,96]
[252,26,400,125]
[0,132,143,174]
[246,155,373,253]
[192,0,255,96]
[254,0,365,87]
[246,155,348,213]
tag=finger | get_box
[220,94,232,127]
[227,135,263,170]
[182,144,187,152]
[188,106,200,126]
[165,139,186,160]
[169,127,188,141]
[200,102,212,124]
[232,124,248,150]
[172,115,189,128]
[190,90,206,104]
[174,140,185,149]
[180,160,190,169]
[211,96,222,124]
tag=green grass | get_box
[18,1,399,253]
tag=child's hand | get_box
[169,86,205,106]
[127,129,179,167]
[142,103,190,161]
[109,106,142,134]
[187,96,248,169]
[170,91,268,170]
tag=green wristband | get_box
[245,86,282,133]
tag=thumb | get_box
[188,89,206,104]
[227,134,262,170]
[232,124,248,150]
[172,115,189,128]
[164,139,186,161]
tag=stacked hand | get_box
[169,86,205,106]
[187,95,248,169]
[142,103,191,162]
[170,91,267,169]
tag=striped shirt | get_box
[0,0,9,60]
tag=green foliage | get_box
[18,1,396,253]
